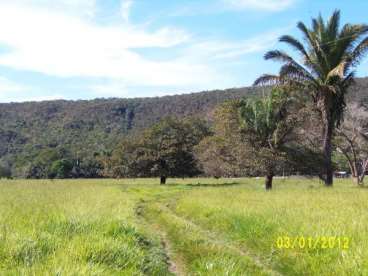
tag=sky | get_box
[0,0,367,102]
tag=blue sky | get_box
[0,0,367,102]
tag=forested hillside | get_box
[0,86,262,177]
[0,78,367,178]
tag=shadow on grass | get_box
[115,180,245,190]
[185,182,241,188]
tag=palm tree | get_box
[254,10,368,186]
[239,88,296,190]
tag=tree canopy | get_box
[238,88,299,189]
[109,117,211,184]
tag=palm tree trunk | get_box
[319,94,334,187]
[265,171,273,190]
[322,120,334,186]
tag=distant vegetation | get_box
[1,79,368,184]
[0,87,260,179]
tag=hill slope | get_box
[0,86,262,176]
[0,78,367,177]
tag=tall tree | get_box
[238,88,298,190]
[196,92,323,182]
[195,101,249,178]
[254,10,368,186]
[110,117,210,184]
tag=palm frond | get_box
[279,63,315,84]
[327,10,340,39]
[264,50,295,63]
[312,14,325,35]
[297,21,314,44]
[342,24,368,40]
[279,35,310,61]
[253,74,281,86]
[338,24,368,52]
[298,21,330,77]
[351,36,368,66]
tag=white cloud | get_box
[12,0,97,17]
[0,1,287,101]
[121,0,134,22]
[0,2,213,87]
[187,30,283,60]
[223,0,296,12]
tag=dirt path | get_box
[134,198,186,276]
[156,227,184,275]
[130,185,283,276]
[157,198,283,276]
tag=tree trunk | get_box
[358,175,365,186]
[319,95,334,187]
[359,159,368,185]
[350,162,360,185]
[352,176,361,185]
[323,121,334,186]
[160,176,167,185]
[265,172,273,190]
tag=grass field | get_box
[0,178,367,275]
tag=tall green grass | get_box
[0,178,366,275]
[171,178,368,275]
[0,179,170,275]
